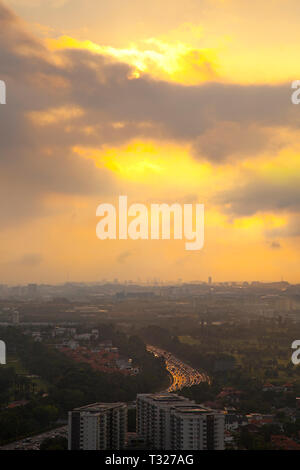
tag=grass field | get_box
[179,335,200,346]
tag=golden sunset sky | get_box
[1,0,300,283]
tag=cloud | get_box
[216,176,300,217]
[9,0,69,7]
[268,240,281,249]
[0,0,299,233]
[214,170,300,242]
[56,49,297,162]
[0,2,116,227]
[191,122,283,162]
[18,252,43,266]
[266,216,300,239]
[116,250,133,264]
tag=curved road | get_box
[147,345,210,392]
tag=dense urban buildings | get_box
[68,403,127,450]
[0,280,300,450]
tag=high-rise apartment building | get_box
[137,393,190,449]
[68,402,127,450]
[170,404,225,450]
[137,393,224,450]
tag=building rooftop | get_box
[74,402,126,412]
[172,405,224,416]
[138,393,188,402]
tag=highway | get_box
[0,426,67,450]
[147,345,210,392]
[1,347,209,450]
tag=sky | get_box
[0,0,300,284]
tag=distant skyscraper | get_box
[208,276,212,285]
[68,403,127,450]
[27,283,37,297]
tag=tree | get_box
[40,437,67,450]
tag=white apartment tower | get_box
[137,393,224,450]
[68,402,127,450]
[137,393,190,449]
[170,405,225,450]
